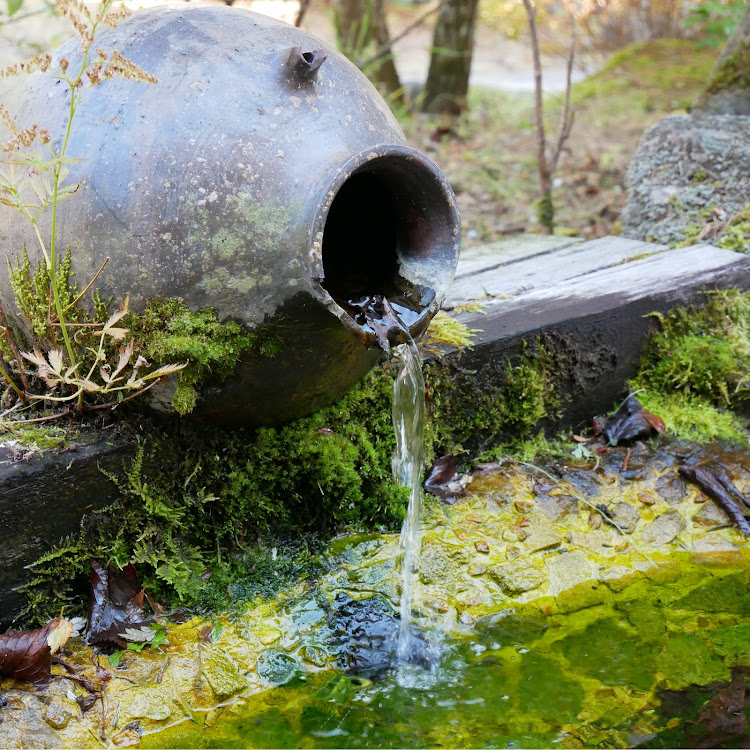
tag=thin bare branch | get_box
[360,0,444,72]
[2,409,75,425]
[294,0,312,27]
[550,14,576,174]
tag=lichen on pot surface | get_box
[0,4,460,425]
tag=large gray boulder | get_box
[621,113,750,245]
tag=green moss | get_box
[629,289,750,442]
[717,206,750,253]
[705,38,750,94]
[19,364,408,623]
[129,298,281,415]
[425,340,558,455]
[535,193,555,234]
[418,311,481,358]
[0,424,72,452]
[637,392,746,444]
[572,40,717,113]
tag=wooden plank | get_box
[431,236,750,453]
[455,235,578,279]
[460,243,749,344]
[446,236,669,307]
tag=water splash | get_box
[391,336,436,669]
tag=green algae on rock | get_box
[4,441,750,748]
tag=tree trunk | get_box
[333,0,402,99]
[693,6,750,116]
[421,0,480,115]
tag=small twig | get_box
[294,0,312,27]
[360,0,444,72]
[156,656,170,684]
[621,447,632,473]
[53,655,100,693]
[53,257,110,320]
[82,377,164,411]
[679,466,750,535]
[1,408,75,425]
[549,13,576,174]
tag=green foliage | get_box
[9,248,80,340]
[630,289,750,442]
[129,298,280,415]
[686,0,747,49]
[425,340,558,455]
[19,364,408,624]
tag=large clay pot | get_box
[0,4,460,425]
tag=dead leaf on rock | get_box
[86,562,146,647]
[688,671,747,748]
[0,618,73,688]
[598,394,665,445]
[424,455,472,504]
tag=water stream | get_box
[390,337,428,667]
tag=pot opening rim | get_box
[309,145,460,348]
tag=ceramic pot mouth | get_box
[309,145,461,348]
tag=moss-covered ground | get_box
[13,286,750,626]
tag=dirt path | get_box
[1,0,595,92]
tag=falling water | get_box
[391,336,428,665]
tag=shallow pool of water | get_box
[143,561,750,749]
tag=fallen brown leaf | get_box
[0,618,73,688]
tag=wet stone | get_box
[654,472,688,504]
[489,560,545,596]
[122,690,171,721]
[300,640,330,667]
[524,522,562,553]
[329,594,399,679]
[535,493,578,521]
[642,510,685,546]
[693,500,731,530]
[608,502,640,534]
[419,539,469,585]
[468,562,487,576]
[691,535,743,565]
[256,650,300,686]
[42,703,71,730]
[202,646,247,697]
[547,551,595,595]
[474,540,490,554]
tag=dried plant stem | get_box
[56,257,110,319]
[520,0,575,234]
[0,299,30,395]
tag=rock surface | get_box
[621,114,750,245]
[1,441,750,748]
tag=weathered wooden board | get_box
[434,235,750,446]
[0,431,138,625]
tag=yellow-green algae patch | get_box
[3,442,750,748]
